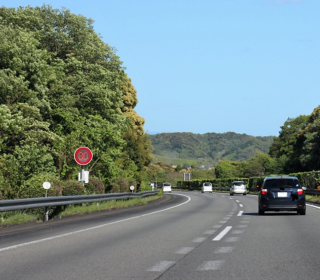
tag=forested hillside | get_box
[0,5,153,199]
[149,132,274,166]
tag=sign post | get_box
[43,181,51,222]
[74,147,93,184]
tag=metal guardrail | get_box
[304,189,320,195]
[0,191,159,212]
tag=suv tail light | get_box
[261,189,268,195]
[297,188,304,195]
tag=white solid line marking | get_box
[197,260,225,271]
[306,203,320,210]
[147,261,176,271]
[237,211,243,216]
[239,204,243,207]
[0,194,192,252]
[213,226,232,241]
[193,237,206,243]
[175,247,194,254]
[214,247,234,253]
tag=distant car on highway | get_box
[258,176,306,215]
[162,182,172,193]
[230,181,247,196]
[202,182,213,193]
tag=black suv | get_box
[258,176,306,215]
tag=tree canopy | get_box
[269,106,320,173]
[0,5,152,198]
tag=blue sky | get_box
[2,0,319,136]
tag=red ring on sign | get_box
[74,147,93,165]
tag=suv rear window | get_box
[204,182,211,186]
[263,178,300,189]
[163,183,171,186]
[233,182,244,186]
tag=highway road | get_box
[1,191,320,280]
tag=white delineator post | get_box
[43,181,51,222]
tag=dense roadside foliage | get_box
[0,5,153,199]
[269,106,320,173]
[177,170,320,191]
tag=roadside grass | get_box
[305,195,320,204]
[0,193,162,226]
[0,212,38,226]
[59,195,161,216]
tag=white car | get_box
[230,181,247,195]
[202,182,213,193]
[163,182,172,193]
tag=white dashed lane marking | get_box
[213,225,222,229]
[213,226,232,241]
[193,237,206,243]
[237,211,243,216]
[231,230,245,234]
[239,204,243,207]
[204,230,216,235]
[236,225,248,228]
[214,247,234,253]
[175,247,194,254]
[225,236,240,242]
[197,260,225,271]
[147,261,176,272]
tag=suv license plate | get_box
[278,192,287,198]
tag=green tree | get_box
[269,115,309,173]
[299,109,320,171]
[0,5,152,197]
[215,160,236,178]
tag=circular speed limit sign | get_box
[74,147,93,165]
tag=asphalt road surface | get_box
[1,191,320,280]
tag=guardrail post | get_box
[44,206,49,222]
[44,188,49,222]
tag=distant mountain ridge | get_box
[149,132,274,166]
